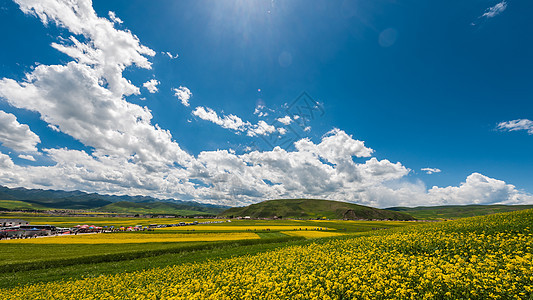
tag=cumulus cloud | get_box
[1,0,191,171]
[0,152,14,169]
[428,173,532,205]
[481,1,507,19]
[143,79,160,93]
[0,110,40,152]
[497,119,533,134]
[276,115,292,125]
[173,86,192,106]
[421,167,441,175]
[0,0,531,209]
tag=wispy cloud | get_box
[481,1,507,19]
[192,106,276,137]
[163,51,179,59]
[421,167,441,175]
[472,1,508,26]
[497,119,533,134]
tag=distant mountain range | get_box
[219,199,416,220]
[2,185,532,219]
[0,185,228,216]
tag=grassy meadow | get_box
[1,211,532,298]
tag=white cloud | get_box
[421,167,441,175]
[253,105,269,117]
[0,152,14,169]
[428,173,532,205]
[2,0,191,171]
[108,11,123,24]
[173,86,192,106]
[248,120,276,136]
[0,110,40,152]
[1,0,531,209]
[193,106,281,137]
[481,1,507,19]
[276,115,292,125]
[15,0,155,96]
[164,52,179,59]
[193,106,249,132]
[143,79,160,93]
[18,154,36,161]
[497,119,533,134]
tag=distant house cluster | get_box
[0,219,60,240]
[0,218,29,227]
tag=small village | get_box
[0,218,229,240]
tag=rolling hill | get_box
[386,204,533,220]
[0,200,50,211]
[96,201,227,216]
[0,185,228,216]
[219,199,416,220]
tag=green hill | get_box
[386,204,533,220]
[96,201,226,216]
[219,199,415,220]
[0,200,50,211]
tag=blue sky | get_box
[0,0,531,207]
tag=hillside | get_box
[0,200,50,211]
[386,204,533,220]
[0,185,228,215]
[97,201,227,216]
[219,199,415,220]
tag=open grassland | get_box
[1,210,531,299]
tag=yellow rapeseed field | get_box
[1,210,532,299]
[0,232,260,244]
[160,225,326,231]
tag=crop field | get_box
[0,232,260,244]
[1,211,532,299]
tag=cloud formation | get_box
[497,119,533,135]
[421,167,441,175]
[108,11,123,24]
[0,0,530,209]
[481,1,507,19]
[192,106,278,137]
[173,86,192,106]
[143,79,160,93]
[0,110,40,152]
